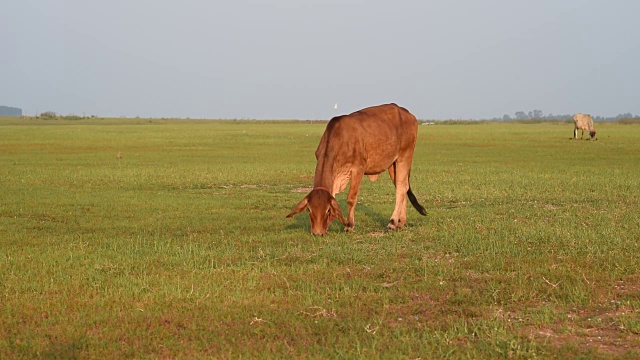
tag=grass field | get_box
[1,117,639,358]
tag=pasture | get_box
[0,118,639,358]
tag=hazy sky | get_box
[2,1,639,120]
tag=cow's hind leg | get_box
[387,161,409,230]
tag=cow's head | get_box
[589,130,596,139]
[286,188,346,235]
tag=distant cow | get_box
[287,103,427,235]
[573,113,596,139]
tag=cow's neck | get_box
[313,158,335,195]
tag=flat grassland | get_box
[1,118,639,358]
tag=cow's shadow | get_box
[284,209,313,233]
[356,201,390,228]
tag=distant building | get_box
[0,106,22,116]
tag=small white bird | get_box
[334,103,338,110]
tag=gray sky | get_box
[2,1,639,120]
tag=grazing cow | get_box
[287,103,427,235]
[573,113,596,139]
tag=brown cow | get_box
[287,103,427,235]
[573,113,596,139]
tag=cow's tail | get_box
[407,187,427,216]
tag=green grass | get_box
[1,118,639,358]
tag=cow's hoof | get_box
[344,225,354,232]
[387,220,397,231]
[387,219,406,231]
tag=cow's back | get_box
[574,113,593,130]
[336,103,415,139]
[316,104,418,175]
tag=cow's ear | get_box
[330,197,346,226]
[286,197,308,218]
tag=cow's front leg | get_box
[345,170,364,232]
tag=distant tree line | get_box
[0,105,22,116]
[496,110,638,122]
[36,111,94,120]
